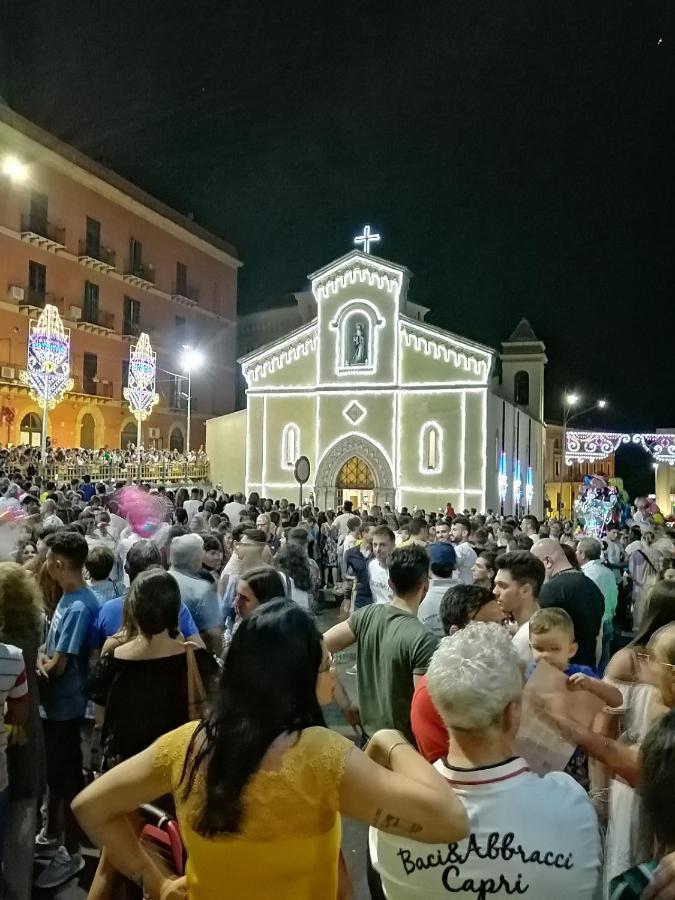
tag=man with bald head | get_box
[532,538,604,668]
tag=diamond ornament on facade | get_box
[343,401,366,425]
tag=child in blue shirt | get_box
[528,606,622,789]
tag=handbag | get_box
[185,642,208,721]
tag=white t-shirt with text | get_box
[368,558,393,605]
[370,756,601,900]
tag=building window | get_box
[123,296,141,336]
[28,260,46,306]
[514,371,530,406]
[169,374,187,410]
[83,352,98,395]
[83,281,100,325]
[419,422,443,474]
[554,459,561,477]
[20,412,42,447]
[30,190,48,234]
[122,359,130,391]
[86,217,101,257]
[281,423,300,469]
[176,262,188,296]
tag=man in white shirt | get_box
[223,492,247,527]
[418,542,457,637]
[450,516,477,585]
[492,550,545,665]
[182,488,203,525]
[368,525,396,605]
[370,622,602,900]
[521,514,540,544]
[333,501,356,539]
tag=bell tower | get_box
[499,319,547,422]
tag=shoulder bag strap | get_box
[185,642,208,721]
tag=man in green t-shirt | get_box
[325,544,438,745]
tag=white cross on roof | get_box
[353,224,381,254]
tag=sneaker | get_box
[346,663,358,676]
[34,830,61,859]
[34,846,85,890]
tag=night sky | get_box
[1,1,672,491]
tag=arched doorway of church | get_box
[336,456,375,512]
[80,413,95,449]
[313,434,395,512]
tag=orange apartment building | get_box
[0,103,239,452]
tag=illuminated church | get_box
[207,232,547,516]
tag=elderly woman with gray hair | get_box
[370,622,602,900]
[168,533,222,654]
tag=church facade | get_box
[207,246,547,517]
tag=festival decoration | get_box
[0,495,27,561]
[525,466,534,510]
[574,474,619,539]
[498,451,508,506]
[513,459,522,508]
[19,305,73,457]
[123,333,159,462]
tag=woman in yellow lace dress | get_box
[73,600,468,899]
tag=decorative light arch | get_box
[565,430,675,467]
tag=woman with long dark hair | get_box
[74,601,468,900]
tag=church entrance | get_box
[336,456,375,512]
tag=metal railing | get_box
[124,261,155,284]
[8,460,210,486]
[171,282,200,303]
[81,308,116,330]
[78,240,117,268]
[20,288,65,310]
[21,214,66,246]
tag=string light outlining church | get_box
[207,227,547,515]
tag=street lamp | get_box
[1,154,28,183]
[558,394,608,519]
[180,345,203,457]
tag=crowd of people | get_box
[0,443,209,477]
[1,468,675,898]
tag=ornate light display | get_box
[525,465,534,509]
[566,429,675,467]
[20,305,73,411]
[123,333,159,458]
[124,333,159,422]
[513,459,522,507]
[498,451,508,504]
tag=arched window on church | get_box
[282,423,300,469]
[420,422,442,474]
[514,371,530,406]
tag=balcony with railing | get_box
[124,260,155,289]
[171,281,200,306]
[19,288,65,312]
[77,239,117,273]
[21,214,67,252]
[70,375,115,400]
[78,306,116,333]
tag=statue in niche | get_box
[350,321,368,365]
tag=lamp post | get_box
[20,305,73,467]
[123,333,159,467]
[180,345,203,462]
[559,394,607,519]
